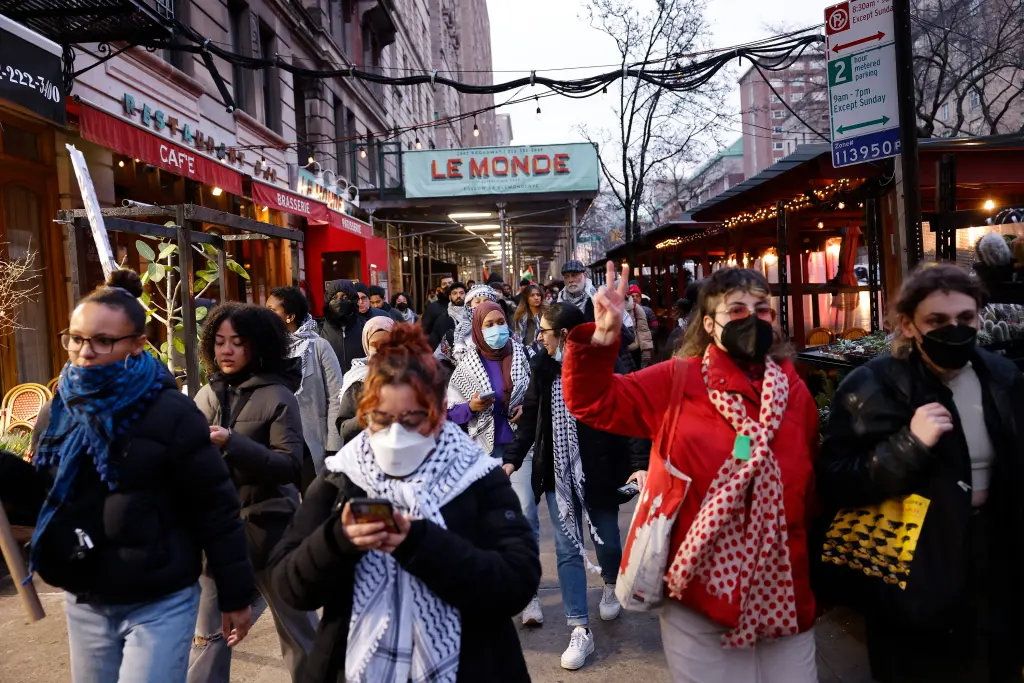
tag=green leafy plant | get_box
[0,430,32,460]
[134,224,249,381]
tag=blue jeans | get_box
[65,583,200,683]
[494,443,540,548]
[545,491,623,626]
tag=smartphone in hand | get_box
[616,482,640,499]
[348,498,400,533]
[478,390,496,401]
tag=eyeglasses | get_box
[60,330,139,355]
[538,326,556,336]
[716,304,774,322]
[368,409,430,431]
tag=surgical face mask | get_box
[369,423,437,477]
[483,324,510,349]
[396,301,409,311]
[717,315,774,362]
[918,323,977,370]
[554,339,565,362]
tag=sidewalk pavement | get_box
[0,502,877,683]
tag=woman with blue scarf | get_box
[8,269,254,683]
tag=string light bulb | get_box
[307,155,315,165]
[360,147,367,159]
[837,201,845,210]
[117,160,125,168]
[602,86,608,100]
[415,136,422,150]
[535,97,542,121]
[984,199,996,211]
[473,118,480,137]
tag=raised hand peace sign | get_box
[592,261,630,346]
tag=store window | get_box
[4,185,51,384]
[258,20,282,133]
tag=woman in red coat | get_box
[563,262,820,683]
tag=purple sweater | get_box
[448,355,514,447]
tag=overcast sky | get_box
[486,0,827,160]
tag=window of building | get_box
[942,102,950,119]
[773,125,784,133]
[969,90,981,109]
[771,93,782,104]
[791,61,804,71]
[258,21,282,133]
[791,74,805,85]
[811,91,826,101]
[773,141,785,150]
[791,92,804,103]
[770,79,784,89]
[294,80,310,166]
[772,109,786,119]
[228,1,251,111]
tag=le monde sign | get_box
[403,143,600,199]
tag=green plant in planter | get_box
[0,430,32,460]
[134,225,249,383]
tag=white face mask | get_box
[369,423,437,477]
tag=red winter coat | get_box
[563,323,820,633]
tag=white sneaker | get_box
[560,626,595,670]
[522,595,543,626]
[599,584,622,621]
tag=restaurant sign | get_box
[403,143,600,199]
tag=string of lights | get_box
[721,178,862,229]
[170,21,823,103]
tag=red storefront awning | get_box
[329,210,371,238]
[251,179,329,223]
[78,104,243,196]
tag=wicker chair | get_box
[839,328,869,341]
[45,377,59,394]
[806,327,834,347]
[0,383,52,432]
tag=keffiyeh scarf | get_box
[288,315,320,396]
[29,353,166,577]
[551,371,603,573]
[446,342,529,455]
[325,422,497,683]
[665,347,795,647]
[399,307,416,324]
[556,279,597,313]
[339,356,369,401]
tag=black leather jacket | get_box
[819,348,1024,675]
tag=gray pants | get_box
[186,570,318,683]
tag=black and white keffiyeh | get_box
[340,356,369,400]
[324,422,497,683]
[446,341,529,455]
[556,279,597,313]
[447,302,464,324]
[288,315,320,397]
[551,372,603,573]
[399,307,416,324]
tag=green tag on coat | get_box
[733,434,752,461]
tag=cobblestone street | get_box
[0,502,877,683]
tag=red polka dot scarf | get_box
[665,346,797,647]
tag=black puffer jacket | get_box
[18,376,253,611]
[195,364,304,569]
[819,348,1024,680]
[269,468,540,683]
[504,353,650,508]
[321,280,388,373]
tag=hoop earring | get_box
[124,353,132,370]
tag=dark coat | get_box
[818,349,1024,682]
[268,468,540,683]
[430,306,460,350]
[504,353,649,508]
[195,364,305,569]
[420,293,449,336]
[321,281,389,374]
[336,380,363,445]
[18,376,253,611]
[381,303,405,323]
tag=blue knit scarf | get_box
[27,352,167,579]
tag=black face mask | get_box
[396,302,409,312]
[919,324,977,370]
[718,315,774,362]
[326,297,354,321]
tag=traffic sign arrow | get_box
[831,31,886,54]
[837,116,890,134]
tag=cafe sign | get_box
[403,142,600,199]
[121,93,277,182]
[294,169,348,213]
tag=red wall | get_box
[304,224,388,315]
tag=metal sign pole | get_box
[499,204,508,282]
[893,0,923,269]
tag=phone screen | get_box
[349,498,399,533]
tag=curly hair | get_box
[269,286,310,322]
[357,323,447,428]
[889,263,985,359]
[678,267,791,361]
[200,302,290,374]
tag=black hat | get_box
[561,259,586,274]
[486,272,504,285]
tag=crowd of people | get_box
[0,255,1021,683]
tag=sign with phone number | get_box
[0,21,65,125]
[831,127,902,167]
